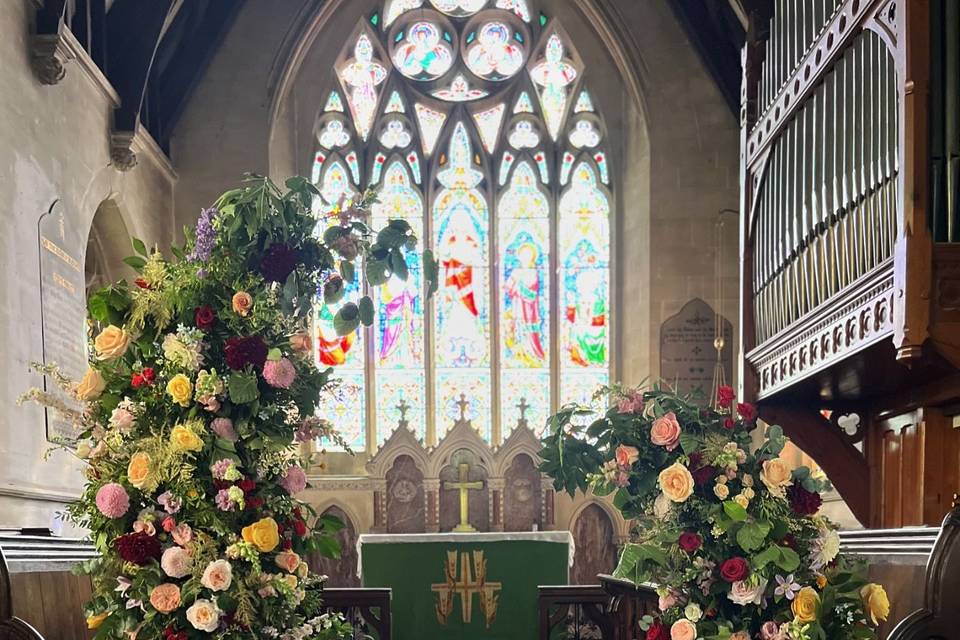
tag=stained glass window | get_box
[315,5,612,450]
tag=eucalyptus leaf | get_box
[131,237,148,257]
[358,296,375,326]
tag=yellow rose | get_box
[713,483,730,500]
[76,367,106,401]
[166,374,193,407]
[86,612,109,629]
[242,517,280,552]
[860,583,890,625]
[733,494,749,509]
[127,451,155,491]
[791,586,820,623]
[170,424,204,453]
[760,457,793,498]
[281,574,298,589]
[658,462,695,503]
[232,291,253,317]
[94,325,131,360]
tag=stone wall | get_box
[0,0,175,529]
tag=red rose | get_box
[717,385,736,409]
[282,538,293,551]
[131,373,144,389]
[646,620,666,640]
[719,556,750,582]
[114,531,161,565]
[194,305,217,330]
[134,278,150,289]
[292,519,308,537]
[224,335,269,370]
[238,478,256,495]
[723,417,736,430]
[142,368,156,383]
[737,402,757,422]
[678,531,702,553]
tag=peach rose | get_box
[232,292,253,317]
[171,523,193,547]
[275,550,301,574]
[290,333,312,354]
[658,462,695,503]
[127,451,155,491]
[670,619,697,640]
[186,598,221,632]
[650,411,682,451]
[241,517,280,553]
[200,559,233,592]
[76,368,106,401]
[760,457,793,498]
[94,325,131,360]
[615,445,640,467]
[149,583,181,614]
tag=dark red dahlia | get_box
[678,531,702,553]
[245,496,264,510]
[292,519,308,537]
[259,243,299,283]
[114,531,161,565]
[780,533,799,550]
[692,464,717,488]
[787,484,823,515]
[194,305,217,330]
[224,335,268,370]
[238,478,256,495]
[717,385,736,409]
[646,620,666,640]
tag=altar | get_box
[357,531,573,639]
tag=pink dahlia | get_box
[279,464,307,495]
[263,357,297,389]
[95,483,130,518]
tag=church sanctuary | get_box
[2,0,960,639]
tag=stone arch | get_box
[84,197,133,295]
[569,501,619,584]
[502,452,542,532]
[385,453,426,533]
[309,503,361,587]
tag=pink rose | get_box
[617,391,645,414]
[760,621,782,640]
[658,592,678,611]
[278,464,307,495]
[615,445,640,467]
[211,417,238,442]
[161,516,176,533]
[133,519,156,537]
[616,471,630,487]
[275,550,301,573]
[670,619,697,640]
[161,547,193,578]
[200,559,233,591]
[171,523,193,547]
[651,412,682,451]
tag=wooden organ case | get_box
[739,0,960,528]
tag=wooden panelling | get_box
[8,572,93,640]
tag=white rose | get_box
[683,602,703,622]
[186,598,221,632]
[200,559,233,592]
[727,577,768,606]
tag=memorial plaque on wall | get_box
[38,202,88,442]
[659,298,733,399]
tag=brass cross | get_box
[456,393,470,423]
[517,397,529,430]
[444,462,483,532]
[396,397,410,430]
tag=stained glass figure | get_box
[574,90,594,113]
[320,159,356,205]
[385,90,406,113]
[393,22,454,79]
[430,0,487,17]
[513,91,534,114]
[465,22,525,80]
[385,0,424,27]
[379,119,414,148]
[432,74,489,102]
[414,103,447,155]
[507,120,540,148]
[529,34,577,140]
[472,103,506,153]
[319,119,351,149]
[339,33,388,140]
[324,91,345,112]
[495,0,531,22]
[568,120,601,148]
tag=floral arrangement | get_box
[540,385,890,640]
[22,176,423,639]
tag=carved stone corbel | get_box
[31,31,75,85]
[110,130,138,172]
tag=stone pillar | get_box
[371,479,387,533]
[541,479,556,530]
[424,478,440,533]
[488,477,505,532]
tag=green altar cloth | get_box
[358,532,572,639]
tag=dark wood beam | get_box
[105,0,177,170]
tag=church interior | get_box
[1,0,959,639]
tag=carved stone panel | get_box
[660,298,733,398]
[385,455,426,533]
[503,454,542,532]
[570,504,617,585]
[309,506,359,587]
[439,449,490,532]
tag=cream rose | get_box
[650,411,682,451]
[127,451,155,491]
[275,550,301,574]
[94,325,131,360]
[658,462,695,503]
[232,291,253,317]
[76,368,106,401]
[186,598,221,632]
[200,559,233,592]
[760,457,793,498]
[670,619,697,640]
[713,483,730,500]
[728,577,767,606]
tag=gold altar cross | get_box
[444,462,483,532]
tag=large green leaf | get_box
[228,371,260,405]
[333,303,360,336]
[358,296,375,326]
[736,521,771,552]
[723,500,748,522]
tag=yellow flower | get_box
[127,451,155,491]
[76,367,106,401]
[170,424,204,453]
[232,291,253,317]
[281,574,298,590]
[658,462,695,503]
[860,583,890,625]
[242,517,280,553]
[791,586,820,624]
[713,483,730,500]
[816,574,828,590]
[733,494,749,509]
[760,457,793,498]
[166,374,193,407]
[94,325,131,360]
[86,612,109,629]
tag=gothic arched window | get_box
[313,1,612,451]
